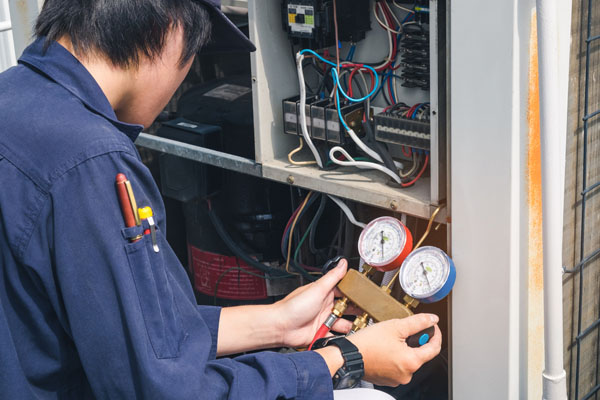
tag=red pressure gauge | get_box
[358,216,413,272]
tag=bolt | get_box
[287,175,295,184]
[251,76,257,83]
[390,200,399,210]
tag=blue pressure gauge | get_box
[399,246,456,303]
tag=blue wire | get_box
[346,44,356,61]
[335,90,351,132]
[299,49,379,102]
[411,102,430,119]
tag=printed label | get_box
[188,245,267,300]
[288,4,315,34]
[177,122,198,129]
[312,118,325,129]
[327,120,340,132]
[285,113,298,123]
[203,84,252,101]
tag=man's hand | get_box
[314,314,441,386]
[347,314,442,386]
[216,258,351,355]
[274,258,352,348]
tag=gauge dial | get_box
[358,216,413,271]
[399,246,456,303]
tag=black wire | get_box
[303,61,326,97]
[309,195,328,254]
[342,205,355,259]
[207,204,291,278]
[362,119,397,173]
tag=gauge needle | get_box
[420,262,432,288]
[380,231,385,260]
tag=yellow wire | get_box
[285,192,320,276]
[288,137,318,166]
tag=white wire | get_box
[296,53,323,168]
[392,0,415,14]
[331,69,350,99]
[373,2,402,35]
[327,195,367,229]
[338,7,393,72]
[386,2,403,30]
[345,128,404,170]
[329,147,403,184]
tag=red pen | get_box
[115,173,142,242]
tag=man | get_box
[0,0,441,398]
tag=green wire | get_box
[293,217,318,264]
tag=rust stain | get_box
[527,13,545,399]
[528,13,544,293]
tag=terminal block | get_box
[374,112,431,150]
[282,96,365,145]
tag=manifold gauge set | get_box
[358,215,456,304]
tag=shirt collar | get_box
[18,37,144,142]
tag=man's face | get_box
[116,25,194,128]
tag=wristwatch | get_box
[312,335,364,389]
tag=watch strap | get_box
[327,337,364,389]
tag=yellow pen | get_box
[138,206,159,253]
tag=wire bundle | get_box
[279,191,366,281]
[289,0,430,188]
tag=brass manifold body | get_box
[335,265,419,333]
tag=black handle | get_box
[322,255,344,274]
[406,326,435,348]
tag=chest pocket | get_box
[123,224,186,359]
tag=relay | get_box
[282,0,371,49]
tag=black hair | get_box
[35,0,211,68]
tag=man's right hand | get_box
[315,313,442,387]
[348,313,442,386]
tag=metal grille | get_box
[565,0,600,398]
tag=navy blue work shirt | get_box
[0,38,333,399]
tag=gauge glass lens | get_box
[359,217,406,267]
[400,247,450,299]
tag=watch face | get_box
[333,370,361,389]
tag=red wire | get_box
[387,75,395,102]
[308,324,331,351]
[401,154,429,187]
[348,67,358,97]
[374,1,398,72]
[406,104,418,117]
[281,205,302,251]
[401,146,412,157]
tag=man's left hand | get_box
[274,258,352,348]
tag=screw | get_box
[390,200,398,210]
[251,76,257,83]
[287,175,295,184]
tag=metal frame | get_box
[564,0,600,398]
[136,133,262,177]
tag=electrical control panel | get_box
[251,0,446,216]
